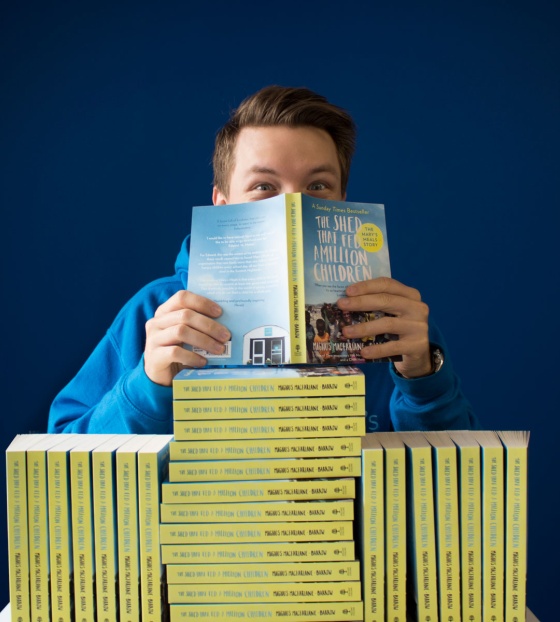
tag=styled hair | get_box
[213,85,357,196]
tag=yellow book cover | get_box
[400,432,439,622]
[360,433,385,622]
[169,436,362,461]
[116,434,156,622]
[47,434,86,622]
[173,416,365,441]
[168,580,362,603]
[161,539,355,564]
[472,430,504,621]
[137,434,173,622]
[166,560,361,584]
[92,434,136,622]
[168,456,361,482]
[28,434,77,622]
[448,429,482,619]
[169,601,365,621]
[424,431,461,621]
[498,430,530,622]
[6,434,46,622]
[376,432,407,622]
[70,434,116,622]
[160,499,355,523]
[173,365,365,399]
[162,477,356,504]
[160,520,354,544]
[172,394,366,420]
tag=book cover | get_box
[169,437,362,461]
[137,434,173,622]
[359,433,385,622]
[498,430,530,622]
[448,429,482,619]
[116,434,156,622]
[162,477,356,504]
[375,432,407,622]
[400,432,439,622]
[424,431,461,621]
[166,560,361,584]
[173,416,365,441]
[92,434,136,622]
[168,456,361,481]
[70,434,116,622]
[472,430,505,622]
[6,434,46,622]
[47,434,87,622]
[187,193,395,365]
[173,394,366,420]
[160,499,355,523]
[161,540,356,564]
[173,365,365,399]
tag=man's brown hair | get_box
[213,85,357,197]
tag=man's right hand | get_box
[144,290,230,386]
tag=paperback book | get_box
[186,193,397,365]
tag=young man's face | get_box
[212,126,345,205]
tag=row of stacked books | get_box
[166,365,368,621]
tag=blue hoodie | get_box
[48,237,478,434]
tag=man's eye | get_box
[255,183,274,191]
[308,182,327,191]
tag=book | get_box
[498,430,530,622]
[27,434,77,622]
[92,434,136,622]
[168,456,361,481]
[166,560,361,584]
[359,433,385,622]
[162,477,356,504]
[173,365,365,399]
[173,416,365,441]
[375,432,407,622]
[169,436,362,461]
[167,581,362,603]
[48,434,87,622]
[186,192,396,365]
[6,434,46,622]
[160,499,355,523]
[70,434,116,622]
[400,432,439,622]
[472,430,504,622]
[424,431,461,621]
[168,601,365,621]
[137,434,173,622]
[160,520,354,544]
[448,429,482,619]
[173,394,366,420]
[161,540,356,564]
[116,434,156,622]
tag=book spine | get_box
[172,395,366,420]
[168,581,362,603]
[160,520,353,544]
[169,436,362,461]
[285,192,307,363]
[169,601,365,621]
[162,477,356,504]
[166,560,361,584]
[173,416,365,441]
[162,540,356,564]
[160,499,355,523]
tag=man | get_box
[48,85,477,434]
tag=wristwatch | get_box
[393,345,444,378]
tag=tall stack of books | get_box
[163,365,368,621]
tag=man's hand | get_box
[144,290,231,386]
[337,277,432,378]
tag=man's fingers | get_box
[154,290,223,318]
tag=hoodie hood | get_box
[174,235,190,289]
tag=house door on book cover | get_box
[249,337,286,365]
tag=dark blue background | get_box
[1,1,558,618]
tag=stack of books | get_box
[163,365,368,621]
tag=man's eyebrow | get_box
[247,165,339,176]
